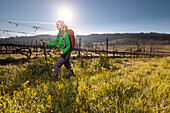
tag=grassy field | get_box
[0,54,170,112]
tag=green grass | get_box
[0,56,170,112]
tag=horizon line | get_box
[1,31,170,39]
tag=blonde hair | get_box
[57,20,68,31]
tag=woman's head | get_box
[56,20,68,31]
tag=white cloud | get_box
[14,20,55,25]
[14,20,88,27]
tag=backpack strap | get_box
[57,33,59,42]
[57,31,69,49]
[61,30,66,48]
[57,32,65,43]
[57,33,65,49]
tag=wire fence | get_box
[1,38,170,60]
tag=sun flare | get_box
[58,9,72,23]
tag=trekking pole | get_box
[40,40,47,63]
[55,45,61,52]
[40,39,50,75]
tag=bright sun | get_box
[58,9,72,23]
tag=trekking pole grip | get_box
[40,40,45,47]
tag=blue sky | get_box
[0,0,170,38]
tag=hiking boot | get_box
[67,69,76,79]
[50,73,58,82]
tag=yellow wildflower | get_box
[27,88,30,91]
[13,91,17,94]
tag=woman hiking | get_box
[41,20,75,82]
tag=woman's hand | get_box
[60,51,64,54]
[41,41,46,45]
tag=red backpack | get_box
[58,29,75,51]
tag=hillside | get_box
[77,32,170,45]
[0,35,56,45]
[0,32,170,45]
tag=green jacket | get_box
[46,29,71,55]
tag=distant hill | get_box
[77,32,170,45]
[0,32,170,46]
[0,35,56,45]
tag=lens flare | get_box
[58,9,72,23]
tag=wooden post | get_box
[137,44,139,58]
[36,40,38,51]
[0,45,2,51]
[130,47,132,58]
[49,38,51,50]
[112,44,115,58]
[95,44,97,53]
[31,41,33,47]
[79,38,81,57]
[106,38,108,55]
[150,47,152,58]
